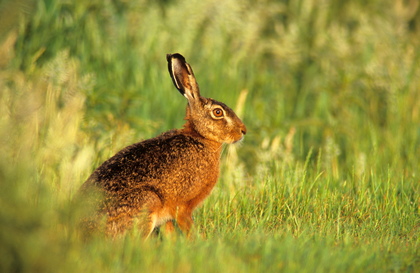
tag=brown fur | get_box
[77,53,246,238]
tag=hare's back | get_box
[88,133,207,191]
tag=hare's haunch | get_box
[78,53,246,238]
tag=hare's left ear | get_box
[167,53,201,102]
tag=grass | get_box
[1,0,419,272]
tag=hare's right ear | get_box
[167,53,201,102]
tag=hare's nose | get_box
[241,124,247,135]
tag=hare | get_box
[78,53,246,238]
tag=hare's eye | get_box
[212,108,224,118]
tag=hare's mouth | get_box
[235,126,247,143]
[229,131,246,144]
[233,135,245,144]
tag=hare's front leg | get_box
[163,220,175,233]
[174,206,194,236]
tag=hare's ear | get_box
[167,53,200,101]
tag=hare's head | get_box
[167,53,247,144]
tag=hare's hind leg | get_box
[106,189,165,238]
[134,191,167,239]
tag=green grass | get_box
[1,0,419,272]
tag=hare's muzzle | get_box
[231,123,247,143]
[241,125,247,136]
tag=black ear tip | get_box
[167,53,186,63]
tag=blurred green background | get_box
[0,0,419,272]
